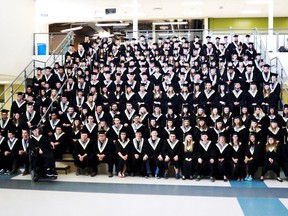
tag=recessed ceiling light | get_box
[153,7,163,10]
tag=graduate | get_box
[215,133,231,181]
[30,126,56,176]
[49,125,66,160]
[195,131,216,182]
[260,135,283,182]
[129,129,149,177]
[181,133,197,180]
[145,128,164,178]
[18,129,30,175]
[0,109,13,137]
[163,131,181,179]
[10,92,26,117]
[89,131,114,177]
[1,130,20,175]
[244,133,261,181]
[230,132,245,181]
[115,129,131,178]
[73,129,94,176]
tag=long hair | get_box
[265,139,277,153]
[184,135,194,152]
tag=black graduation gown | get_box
[146,138,164,174]
[262,146,281,177]
[10,100,26,117]
[82,123,98,141]
[196,140,216,177]
[1,138,20,171]
[215,143,231,178]
[49,132,66,159]
[162,139,181,169]
[130,138,148,174]
[181,142,197,177]
[30,134,55,169]
[230,142,245,179]
[244,142,261,176]
[115,139,131,172]
[90,138,114,173]
[73,138,94,169]
[0,118,14,137]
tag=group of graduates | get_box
[0,33,287,182]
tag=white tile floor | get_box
[0,189,244,216]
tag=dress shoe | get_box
[22,170,30,176]
[90,172,97,177]
[108,172,113,178]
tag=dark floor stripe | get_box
[1,179,288,198]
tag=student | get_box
[1,130,20,174]
[146,128,164,178]
[244,133,261,181]
[73,130,94,176]
[49,126,66,160]
[230,132,245,181]
[90,131,114,177]
[163,131,181,179]
[181,133,197,180]
[195,131,216,182]
[18,129,30,176]
[215,133,231,181]
[260,135,283,182]
[130,129,149,177]
[115,129,131,178]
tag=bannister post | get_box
[10,85,14,105]
[24,69,27,91]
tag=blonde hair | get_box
[184,136,194,152]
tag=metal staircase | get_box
[0,32,74,111]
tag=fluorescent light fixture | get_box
[94,32,114,37]
[181,1,203,6]
[241,10,262,14]
[153,21,188,25]
[246,0,269,4]
[0,81,10,84]
[95,23,129,27]
[61,26,83,33]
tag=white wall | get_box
[0,0,35,77]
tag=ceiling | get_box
[37,0,287,24]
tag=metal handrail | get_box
[37,78,68,127]
[0,32,74,110]
[0,59,46,101]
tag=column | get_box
[132,0,138,39]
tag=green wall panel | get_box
[209,17,288,29]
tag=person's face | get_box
[234,118,240,125]
[186,134,192,142]
[22,130,29,138]
[88,116,94,123]
[32,128,39,136]
[251,121,257,128]
[216,122,223,129]
[133,116,140,123]
[169,134,176,142]
[167,121,173,127]
[218,136,226,144]
[242,107,248,114]
[51,113,57,120]
[232,135,238,142]
[268,137,274,145]
[81,133,88,140]
[114,118,120,125]
[68,107,74,114]
[250,135,256,142]
[56,127,62,134]
[120,132,126,140]
[136,132,142,139]
[201,134,208,141]
[98,134,106,142]
[96,106,103,112]
[28,105,34,112]
[271,122,277,128]
[151,131,158,138]
[206,83,212,90]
